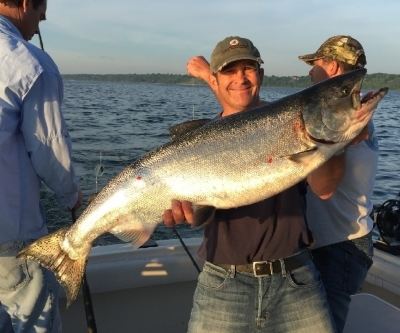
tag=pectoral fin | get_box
[288,146,318,163]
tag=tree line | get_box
[63,73,400,90]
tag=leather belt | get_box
[216,250,311,277]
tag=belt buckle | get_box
[252,261,273,277]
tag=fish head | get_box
[302,68,387,143]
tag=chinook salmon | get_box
[18,68,387,305]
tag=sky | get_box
[36,0,400,76]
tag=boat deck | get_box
[344,293,400,333]
[59,239,400,333]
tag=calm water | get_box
[43,80,400,244]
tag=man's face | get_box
[309,58,331,84]
[212,60,263,116]
[20,0,47,41]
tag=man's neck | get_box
[221,99,264,117]
[0,6,21,31]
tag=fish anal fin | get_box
[110,223,156,249]
[17,227,87,307]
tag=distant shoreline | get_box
[62,73,400,90]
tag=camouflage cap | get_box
[210,36,264,73]
[298,35,366,67]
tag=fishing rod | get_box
[71,210,98,333]
[36,26,98,333]
[172,226,201,273]
[168,116,201,274]
[37,27,44,51]
[70,153,106,333]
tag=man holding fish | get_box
[164,36,337,332]
[298,35,377,332]
[166,35,381,332]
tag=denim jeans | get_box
[188,254,335,333]
[0,241,61,333]
[311,232,373,333]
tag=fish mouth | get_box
[355,87,389,121]
[361,88,389,104]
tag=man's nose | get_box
[234,68,247,80]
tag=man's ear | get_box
[259,67,264,85]
[327,60,342,76]
[22,0,30,13]
[209,73,218,92]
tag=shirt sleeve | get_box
[20,71,80,209]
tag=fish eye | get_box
[342,87,350,95]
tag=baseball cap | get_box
[210,36,264,73]
[298,35,366,67]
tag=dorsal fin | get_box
[169,118,211,140]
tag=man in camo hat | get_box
[299,35,376,333]
[298,35,366,81]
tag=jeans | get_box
[188,255,335,333]
[311,232,373,333]
[0,241,61,333]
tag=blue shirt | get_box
[0,16,79,243]
[306,122,378,248]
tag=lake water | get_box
[43,79,400,244]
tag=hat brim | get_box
[298,53,324,65]
[214,55,264,73]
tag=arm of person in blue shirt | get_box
[307,124,370,200]
[20,71,81,211]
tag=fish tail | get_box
[18,227,87,307]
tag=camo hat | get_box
[210,36,264,73]
[298,35,366,67]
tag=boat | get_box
[59,234,400,333]
[60,237,201,333]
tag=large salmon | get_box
[18,68,387,305]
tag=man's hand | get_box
[187,55,221,102]
[187,56,212,83]
[71,190,83,211]
[162,200,194,227]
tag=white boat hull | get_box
[60,238,400,333]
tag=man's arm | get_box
[307,122,371,200]
[187,56,221,100]
[21,72,81,210]
[187,56,212,84]
[307,153,346,200]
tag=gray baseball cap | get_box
[210,36,264,73]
